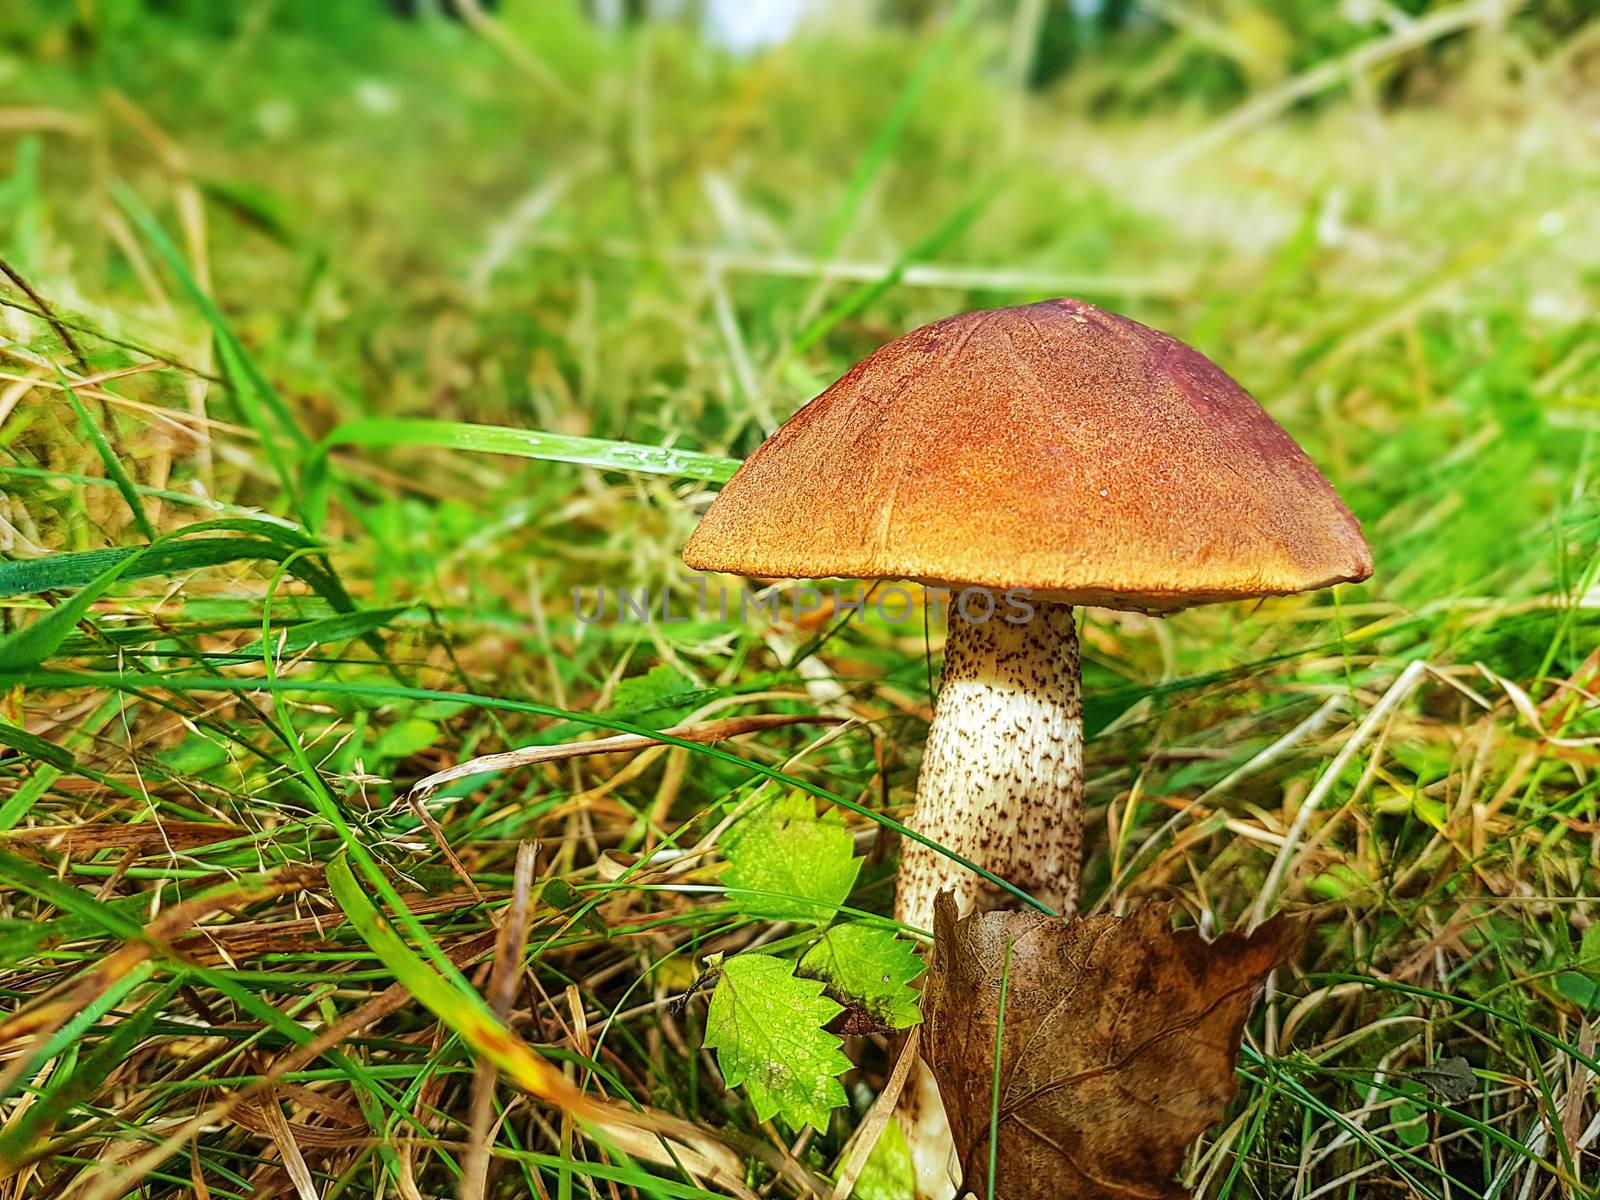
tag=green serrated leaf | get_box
[724,790,860,925]
[704,953,850,1131]
[799,921,924,1029]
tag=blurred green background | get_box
[1,2,1599,1198]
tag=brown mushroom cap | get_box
[684,298,1372,613]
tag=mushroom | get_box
[683,298,1371,1194]
[687,297,1370,926]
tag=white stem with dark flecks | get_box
[896,599,1085,933]
[895,598,1085,1200]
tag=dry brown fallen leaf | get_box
[922,892,1304,1200]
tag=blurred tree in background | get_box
[7,0,1600,107]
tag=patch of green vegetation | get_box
[0,1,1597,1196]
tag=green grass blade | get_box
[988,937,1013,1200]
[0,538,269,596]
[814,0,984,259]
[0,515,322,596]
[303,419,738,527]
[235,605,412,657]
[183,963,411,1180]
[57,371,155,541]
[0,961,159,1115]
[0,519,383,660]
[0,546,148,672]
[215,332,302,510]
[0,465,279,520]
[112,183,312,522]
[0,694,125,832]
[0,978,178,1161]
[793,185,1001,354]
[324,852,585,1107]
[111,184,309,452]
[0,720,76,770]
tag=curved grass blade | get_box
[58,370,155,541]
[0,464,282,520]
[792,184,1000,355]
[0,545,149,672]
[113,183,313,522]
[0,518,393,669]
[0,538,267,597]
[302,419,738,530]
[0,976,177,1162]
[234,605,412,657]
[0,848,145,940]
[814,0,983,259]
[325,852,597,1115]
[0,517,323,596]
[0,720,76,771]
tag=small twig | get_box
[403,712,842,805]
[0,254,87,370]
[462,844,540,1200]
[829,1028,922,1200]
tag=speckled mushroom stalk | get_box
[895,598,1084,934]
[893,599,1084,1200]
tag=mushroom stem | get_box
[896,598,1085,933]
[896,598,1085,1199]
